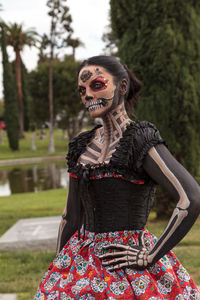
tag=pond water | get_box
[0,161,69,196]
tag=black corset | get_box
[81,177,156,233]
[66,120,165,238]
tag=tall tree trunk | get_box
[15,49,24,138]
[1,25,19,150]
[0,130,3,145]
[48,42,55,153]
[72,47,75,60]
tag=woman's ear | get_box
[119,79,128,96]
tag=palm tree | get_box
[38,34,49,64]
[65,35,84,60]
[5,22,38,138]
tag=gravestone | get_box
[0,294,17,300]
[0,216,61,251]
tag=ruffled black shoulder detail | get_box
[110,120,165,171]
[109,122,136,171]
[132,121,165,168]
[66,124,102,170]
[66,120,165,181]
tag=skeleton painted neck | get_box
[101,102,131,144]
[78,102,132,165]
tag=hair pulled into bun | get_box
[123,64,143,116]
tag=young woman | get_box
[35,55,200,299]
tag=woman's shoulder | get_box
[129,120,159,131]
[127,120,165,168]
[128,120,162,140]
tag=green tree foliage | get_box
[0,25,19,150]
[102,24,118,56]
[47,0,74,153]
[28,62,49,128]
[28,56,83,139]
[4,22,38,138]
[0,101,4,118]
[109,0,200,218]
[38,34,49,64]
[65,35,84,60]
[12,60,31,131]
[110,0,200,175]
[21,61,31,131]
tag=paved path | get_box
[0,216,61,251]
[0,156,64,167]
[0,294,17,300]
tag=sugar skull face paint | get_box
[95,67,103,75]
[78,65,120,117]
[80,70,93,82]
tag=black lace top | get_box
[65,121,165,235]
[67,121,164,180]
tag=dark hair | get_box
[78,55,143,116]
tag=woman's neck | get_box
[101,102,131,145]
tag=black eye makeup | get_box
[78,76,109,97]
[78,86,86,96]
[90,81,105,90]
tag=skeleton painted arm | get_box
[144,144,200,264]
[56,176,81,254]
[100,144,200,270]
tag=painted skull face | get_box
[78,65,119,118]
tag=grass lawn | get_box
[0,189,199,298]
[0,250,56,299]
[0,189,67,299]
[146,216,200,283]
[0,129,68,161]
[0,189,67,236]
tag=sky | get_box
[0,0,110,98]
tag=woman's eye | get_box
[78,87,86,96]
[91,81,105,90]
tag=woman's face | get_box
[78,65,119,118]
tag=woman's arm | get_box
[100,144,200,269]
[56,176,80,254]
[143,143,200,264]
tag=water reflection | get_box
[0,162,69,196]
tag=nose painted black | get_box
[85,95,93,101]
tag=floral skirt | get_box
[35,228,200,300]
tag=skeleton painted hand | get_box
[99,232,149,271]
